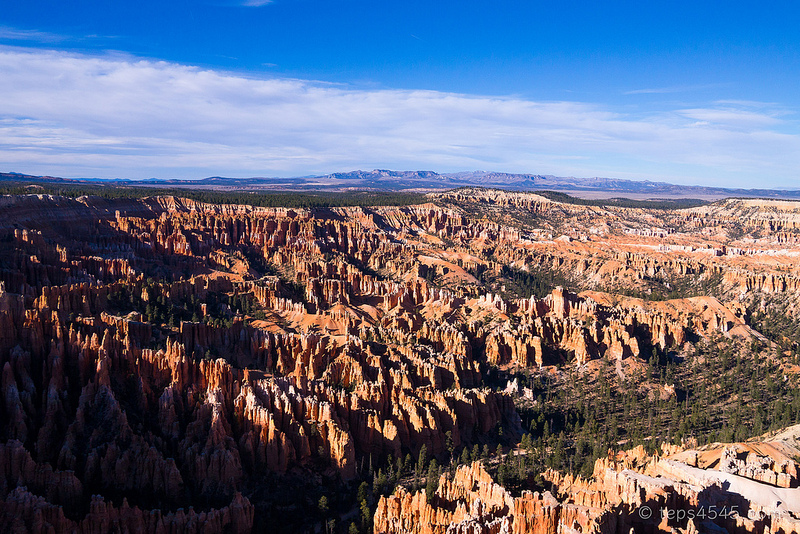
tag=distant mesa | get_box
[3,169,800,200]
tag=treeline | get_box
[298,330,800,531]
[106,280,266,330]
[499,264,574,299]
[748,298,800,353]
[608,272,725,302]
[534,190,708,210]
[301,430,512,534]
[0,180,428,208]
[508,334,800,485]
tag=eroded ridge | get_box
[376,431,800,534]
[1,191,799,532]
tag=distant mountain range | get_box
[2,170,799,200]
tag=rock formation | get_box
[376,437,800,534]
[1,190,799,532]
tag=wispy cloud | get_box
[0,26,117,46]
[0,46,799,187]
[676,108,784,128]
[714,99,779,108]
[624,83,727,95]
[203,0,273,8]
[0,26,69,43]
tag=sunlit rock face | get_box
[1,190,800,532]
[0,195,520,531]
[376,437,800,534]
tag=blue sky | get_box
[1,1,799,187]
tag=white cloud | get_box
[0,26,115,45]
[0,46,799,187]
[623,83,726,95]
[208,0,273,6]
[0,27,68,43]
[676,108,784,128]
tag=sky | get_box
[1,1,799,188]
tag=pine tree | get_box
[460,446,470,466]
[357,481,369,504]
[445,431,454,463]
[497,462,508,488]
[318,495,329,515]
[425,459,440,503]
[373,469,388,497]
[403,453,413,475]
[360,500,372,533]
[416,445,427,476]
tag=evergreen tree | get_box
[357,481,370,505]
[460,446,470,466]
[318,495,329,515]
[416,445,428,475]
[425,459,440,503]
[403,453,413,475]
[360,500,372,533]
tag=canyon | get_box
[375,428,800,534]
[0,189,799,532]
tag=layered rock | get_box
[376,442,800,534]
[2,190,800,532]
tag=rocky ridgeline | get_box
[466,285,749,369]
[0,192,798,531]
[718,445,797,488]
[375,443,800,534]
[0,196,527,531]
[433,190,800,299]
[432,188,555,214]
[684,199,800,234]
[5,193,799,302]
[494,243,800,299]
[0,281,518,530]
